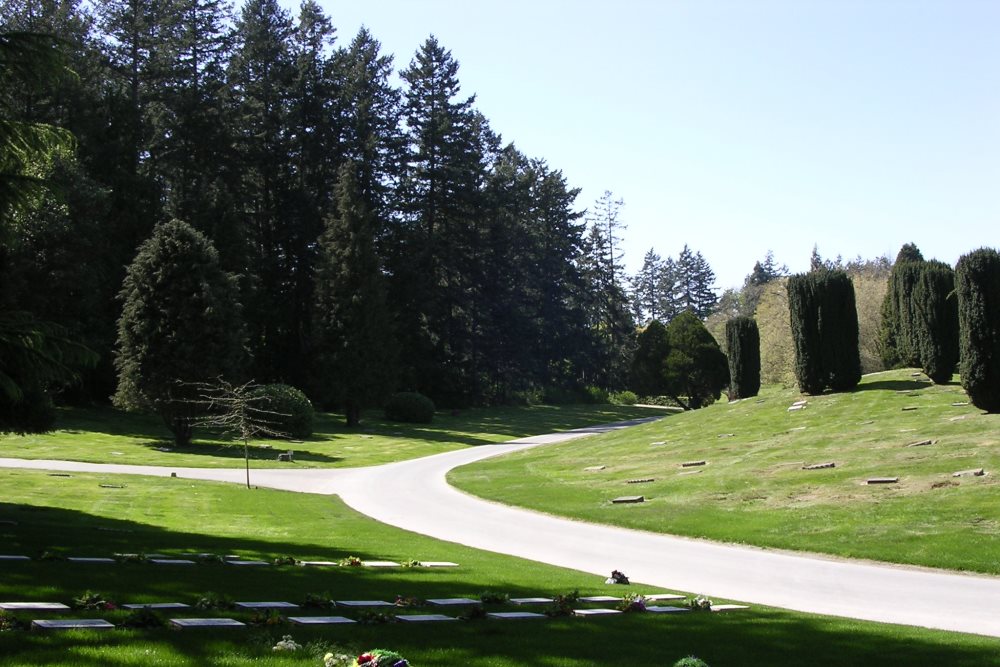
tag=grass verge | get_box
[449,370,1000,574]
[1,469,998,666]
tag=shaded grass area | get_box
[1,469,997,666]
[450,370,1000,574]
[0,403,662,469]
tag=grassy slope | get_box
[0,404,660,469]
[450,370,1000,574]
[1,470,998,667]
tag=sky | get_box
[284,0,999,289]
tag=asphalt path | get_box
[3,416,999,638]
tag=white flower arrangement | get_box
[272,635,302,652]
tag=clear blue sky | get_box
[290,0,999,289]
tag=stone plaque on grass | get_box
[802,462,835,470]
[170,618,245,628]
[0,555,30,561]
[32,619,114,630]
[426,598,479,606]
[289,615,356,625]
[488,611,546,619]
[611,495,644,504]
[67,557,115,564]
[584,465,606,471]
[122,602,190,610]
[573,608,621,617]
[149,558,196,565]
[578,595,620,603]
[510,597,554,605]
[225,560,269,566]
[235,601,299,610]
[867,477,899,484]
[646,605,690,613]
[681,460,706,467]
[953,468,985,478]
[711,604,750,612]
[419,561,458,568]
[299,560,339,567]
[1,602,70,611]
[626,478,655,484]
[643,594,685,602]
[361,560,400,567]
[396,614,457,622]
[335,600,393,608]
[906,439,936,447]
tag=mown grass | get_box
[0,403,662,469]
[1,469,998,666]
[450,370,1000,574]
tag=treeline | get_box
[0,0,657,413]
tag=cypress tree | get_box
[787,270,861,394]
[955,248,1000,412]
[880,243,924,368]
[114,220,244,445]
[913,260,959,384]
[725,316,760,399]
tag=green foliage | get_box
[725,316,760,399]
[663,311,729,409]
[956,248,1000,412]
[384,391,435,423]
[673,658,711,667]
[113,220,244,445]
[880,244,925,368]
[248,384,314,439]
[610,390,638,405]
[582,385,610,404]
[913,260,959,384]
[787,270,861,394]
[630,320,671,397]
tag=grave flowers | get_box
[324,649,408,667]
[605,569,630,585]
[688,595,713,611]
[617,593,646,613]
[272,635,301,652]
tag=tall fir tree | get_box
[313,163,396,425]
[673,244,718,318]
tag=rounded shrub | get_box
[673,658,710,667]
[250,384,314,439]
[384,391,435,423]
[610,390,638,405]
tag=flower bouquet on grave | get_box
[688,595,713,611]
[353,649,409,667]
[605,569,630,585]
[616,593,646,613]
[339,555,363,567]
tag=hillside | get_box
[450,370,1000,574]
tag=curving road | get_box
[3,417,1000,638]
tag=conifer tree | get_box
[880,243,925,368]
[955,248,1000,412]
[787,270,861,394]
[662,311,729,409]
[114,220,243,445]
[629,320,670,397]
[314,163,396,426]
[673,244,718,318]
[726,316,760,399]
[913,260,959,384]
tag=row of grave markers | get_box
[0,554,457,567]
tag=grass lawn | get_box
[0,403,662,469]
[450,370,1000,574]
[1,469,998,666]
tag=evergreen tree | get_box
[880,243,925,368]
[114,219,243,445]
[313,163,396,426]
[955,248,1000,412]
[393,35,489,404]
[662,311,729,409]
[673,244,718,318]
[787,270,861,394]
[629,319,670,397]
[630,248,668,324]
[913,260,959,384]
[726,316,760,399]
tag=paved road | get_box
[3,417,1000,638]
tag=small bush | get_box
[609,390,638,405]
[384,392,435,423]
[250,384,314,438]
[674,658,710,667]
[583,385,610,404]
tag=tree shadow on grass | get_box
[853,380,932,392]
[136,440,342,464]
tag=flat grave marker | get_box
[149,558,196,565]
[426,598,480,607]
[952,402,970,407]
[289,616,355,625]
[32,619,114,630]
[234,601,299,610]
[906,439,936,447]
[611,495,644,504]
[67,557,115,564]
[0,555,30,561]
[361,560,400,568]
[1,602,70,611]
[953,468,985,478]
[335,600,393,608]
[626,478,655,484]
[681,460,706,467]
[584,465,606,472]
[299,560,339,567]
[419,561,458,568]
[803,462,835,470]
[122,602,190,610]
[510,597,554,605]
[578,595,620,603]
[573,608,621,617]
[488,611,546,619]
[646,606,690,614]
[225,560,269,566]
[867,477,899,485]
[396,614,457,623]
[170,618,245,628]
[901,406,918,411]
[643,594,686,602]
[711,604,750,612]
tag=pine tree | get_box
[313,163,396,426]
[955,248,1000,412]
[630,248,664,324]
[726,316,760,399]
[913,260,958,384]
[662,311,729,409]
[674,244,718,318]
[114,219,243,445]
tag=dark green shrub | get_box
[787,270,861,394]
[663,311,729,410]
[630,320,670,397]
[880,244,925,368]
[956,248,1000,412]
[250,384,314,438]
[673,658,710,667]
[582,385,610,404]
[725,316,760,399]
[610,390,638,405]
[384,391,435,423]
[913,260,959,384]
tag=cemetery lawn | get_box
[1,470,998,666]
[450,370,1000,575]
[0,403,661,469]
